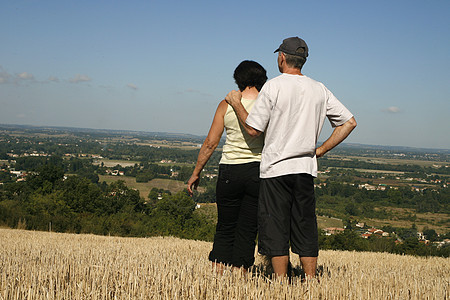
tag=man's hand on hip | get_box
[315,146,326,158]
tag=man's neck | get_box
[281,66,303,76]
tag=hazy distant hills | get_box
[336,142,450,154]
[0,123,202,142]
[1,123,449,154]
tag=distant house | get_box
[417,231,429,241]
[10,170,25,177]
[361,227,389,238]
[323,227,345,235]
[412,186,424,192]
[358,183,387,191]
[355,222,365,228]
[434,239,450,248]
[358,184,377,191]
[373,229,384,235]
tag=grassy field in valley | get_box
[99,175,188,199]
[327,155,449,167]
[93,159,139,168]
[1,228,448,299]
[360,207,449,234]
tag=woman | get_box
[187,60,267,272]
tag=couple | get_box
[187,37,357,279]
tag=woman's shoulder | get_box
[212,99,228,120]
[217,99,228,113]
[218,99,228,108]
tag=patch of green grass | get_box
[99,175,186,199]
[317,215,344,229]
[94,159,139,168]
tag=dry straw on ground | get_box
[0,228,448,299]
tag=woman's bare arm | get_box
[187,100,227,195]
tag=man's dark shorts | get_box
[258,173,318,257]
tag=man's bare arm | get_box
[316,117,357,157]
[225,90,262,137]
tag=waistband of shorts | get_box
[219,161,260,170]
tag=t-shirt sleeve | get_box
[325,87,353,127]
[246,85,272,132]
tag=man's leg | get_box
[300,256,317,278]
[290,174,319,277]
[258,177,292,277]
[271,255,289,277]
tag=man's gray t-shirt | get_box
[246,73,353,178]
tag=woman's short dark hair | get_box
[233,60,267,92]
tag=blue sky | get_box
[1,0,449,149]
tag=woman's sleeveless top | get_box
[220,98,264,164]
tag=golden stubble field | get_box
[0,229,448,299]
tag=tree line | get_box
[0,158,215,241]
[319,157,450,175]
[319,226,449,257]
[316,181,449,217]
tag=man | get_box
[225,37,357,279]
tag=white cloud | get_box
[16,113,26,118]
[127,83,138,90]
[383,106,401,113]
[0,69,34,84]
[17,72,34,80]
[69,74,92,83]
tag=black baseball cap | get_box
[274,37,309,57]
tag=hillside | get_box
[1,229,448,299]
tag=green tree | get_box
[27,164,64,193]
[154,191,195,222]
[423,229,438,242]
[105,180,145,214]
[345,203,359,216]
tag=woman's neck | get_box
[241,86,259,100]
